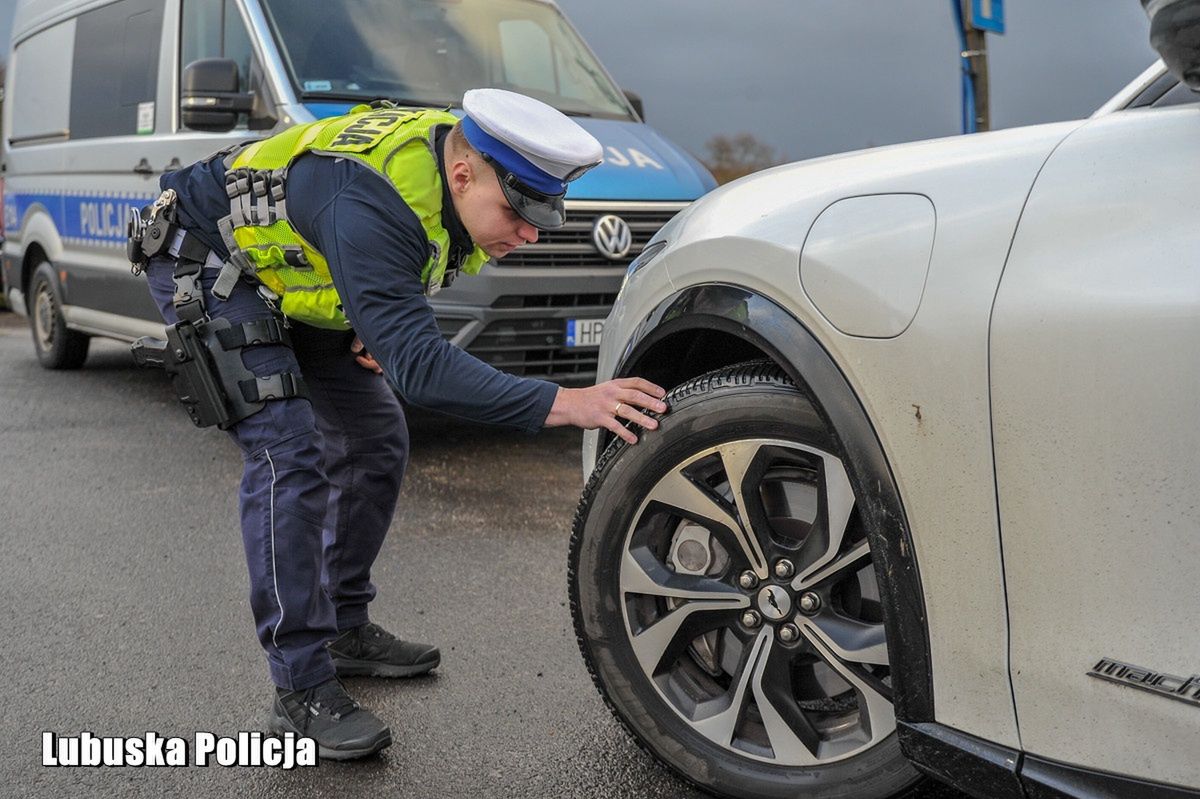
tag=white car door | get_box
[990,92,1200,789]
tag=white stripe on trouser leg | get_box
[264,448,284,648]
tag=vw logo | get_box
[757,585,793,621]
[592,215,633,260]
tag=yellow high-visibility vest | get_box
[219,106,489,329]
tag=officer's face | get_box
[447,156,540,258]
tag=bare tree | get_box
[702,133,779,185]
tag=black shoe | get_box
[268,678,392,761]
[328,622,441,678]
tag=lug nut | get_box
[799,593,821,615]
[738,570,759,590]
[773,559,795,579]
[741,610,762,628]
[777,623,800,643]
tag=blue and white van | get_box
[2,0,715,378]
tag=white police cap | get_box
[461,88,603,229]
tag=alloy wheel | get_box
[619,437,893,766]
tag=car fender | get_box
[595,119,1093,756]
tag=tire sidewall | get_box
[29,262,86,369]
[572,369,919,799]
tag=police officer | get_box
[135,89,667,760]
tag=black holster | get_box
[132,316,306,430]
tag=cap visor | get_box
[499,180,566,229]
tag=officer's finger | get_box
[616,402,659,431]
[614,377,667,399]
[355,354,382,373]
[619,389,668,414]
[602,413,639,445]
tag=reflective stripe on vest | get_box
[219,106,490,330]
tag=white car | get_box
[569,61,1200,799]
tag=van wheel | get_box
[570,361,924,799]
[30,262,89,369]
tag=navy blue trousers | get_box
[145,255,409,689]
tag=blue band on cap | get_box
[461,116,566,196]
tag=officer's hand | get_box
[544,378,668,444]
[351,336,383,374]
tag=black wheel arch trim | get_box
[897,721,1024,799]
[613,281,934,725]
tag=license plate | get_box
[566,318,604,348]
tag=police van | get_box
[2,0,715,379]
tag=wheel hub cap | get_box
[756,585,792,620]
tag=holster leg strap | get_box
[215,316,292,350]
[241,372,306,403]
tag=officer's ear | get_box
[447,156,476,198]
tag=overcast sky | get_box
[557,1,1159,164]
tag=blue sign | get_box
[970,0,1004,34]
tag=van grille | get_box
[436,317,471,339]
[470,318,599,381]
[491,293,618,309]
[499,202,688,270]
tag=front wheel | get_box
[29,261,89,369]
[570,362,924,799]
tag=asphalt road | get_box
[0,311,970,799]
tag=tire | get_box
[570,361,925,799]
[29,261,89,369]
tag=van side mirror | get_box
[181,58,254,132]
[623,89,644,122]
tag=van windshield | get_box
[260,0,633,119]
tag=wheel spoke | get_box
[803,629,896,744]
[714,441,771,577]
[799,613,889,666]
[649,465,768,578]
[794,454,856,584]
[629,599,745,676]
[794,539,871,590]
[750,636,823,765]
[691,629,770,746]
[622,548,749,603]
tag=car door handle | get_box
[133,158,154,174]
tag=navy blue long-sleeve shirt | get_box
[161,132,558,433]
